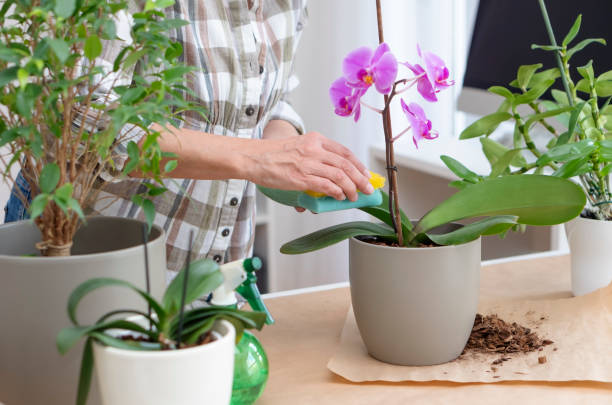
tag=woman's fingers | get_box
[319,150,374,197]
[321,137,370,178]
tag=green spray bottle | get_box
[212,257,274,405]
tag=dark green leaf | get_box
[427,215,518,245]
[280,221,396,254]
[459,112,512,139]
[84,36,102,60]
[562,14,582,47]
[440,155,480,182]
[76,339,93,405]
[414,175,585,235]
[163,258,223,315]
[91,332,161,350]
[567,38,606,59]
[359,190,413,240]
[0,46,23,63]
[40,162,60,193]
[66,278,165,326]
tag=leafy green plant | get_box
[456,0,611,220]
[56,257,266,405]
[0,0,207,255]
[275,174,585,253]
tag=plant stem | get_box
[176,230,194,348]
[376,0,403,246]
[537,0,573,107]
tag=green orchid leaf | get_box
[531,44,563,52]
[562,14,582,47]
[527,68,560,89]
[163,258,223,315]
[524,106,573,130]
[427,215,518,245]
[480,138,527,169]
[596,81,612,97]
[489,149,525,178]
[557,102,587,145]
[459,112,512,139]
[440,155,481,183]
[552,156,593,178]
[359,189,414,239]
[280,221,396,254]
[536,139,597,165]
[257,186,301,207]
[67,278,166,326]
[517,64,542,90]
[513,79,555,105]
[414,175,585,235]
[488,86,514,99]
[90,332,162,350]
[567,38,606,60]
[76,339,93,405]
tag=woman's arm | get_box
[148,121,373,202]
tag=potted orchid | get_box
[456,0,612,296]
[262,0,585,366]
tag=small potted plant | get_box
[57,251,266,405]
[261,0,585,366]
[457,0,612,296]
[0,0,206,402]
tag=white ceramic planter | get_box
[93,320,235,405]
[349,229,481,366]
[0,217,166,405]
[565,216,612,296]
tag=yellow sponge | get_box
[305,171,386,198]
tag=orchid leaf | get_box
[552,156,593,178]
[427,215,518,245]
[536,139,596,165]
[517,64,542,90]
[459,112,512,139]
[567,38,606,60]
[557,102,586,145]
[280,221,396,254]
[562,14,582,47]
[76,339,93,405]
[67,278,166,326]
[414,175,585,236]
[480,138,527,169]
[163,258,223,315]
[440,155,481,183]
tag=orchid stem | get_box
[391,126,411,142]
[359,100,383,114]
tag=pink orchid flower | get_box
[329,77,364,122]
[401,99,438,148]
[342,42,398,94]
[403,44,454,102]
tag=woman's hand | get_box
[241,131,374,201]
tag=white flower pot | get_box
[93,320,236,405]
[565,216,612,296]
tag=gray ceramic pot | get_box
[0,217,166,405]
[349,229,481,366]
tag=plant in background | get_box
[0,0,206,256]
[457,0,612,221]
[279,0,586,255]
[56,257,266,405]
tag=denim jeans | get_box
[3,171,31,223]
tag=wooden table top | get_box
[253,254,612,404]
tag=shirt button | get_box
[213,254,222,263]
[229,197,239,206]
[259,65,264,74]
[222,228,230,237]
[245,106,255,116]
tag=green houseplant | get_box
[57,255,266,405]
[0,0,206,402]
[456,0,612,295]
[262,0,586,366]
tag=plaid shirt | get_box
[91,0,307,276]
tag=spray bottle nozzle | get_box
[237,257,274,325]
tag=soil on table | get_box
[357,235,437,248]
[461,313,554,369]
